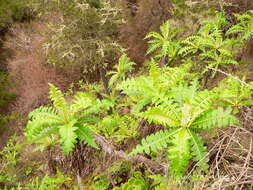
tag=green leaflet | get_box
[76,124,98,149]
[189,130,209,172]
[26,118,62,139]
[25,127,59,145]
[130,129,180,156]
[59,119,78,154]
[145,21,181,64]
[49,83,69,118]
[226,10,253,41]
[71,92,93,113]
[116,172,149,190]
[139,106,181,127]
[167,128,191,178]
[192,107,237,130]
[107,54,135,88]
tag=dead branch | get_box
[94,133,168,175]
[209,67,253,90]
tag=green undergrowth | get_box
[0,72,16,131]
[1,0,253,189]
[0,0,31,31]
[0,72,16,107]
[0,136,76,189]
[22,6,253,185]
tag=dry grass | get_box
[4,21,70,114]
[205,107,253,189]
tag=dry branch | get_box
[94,133,168,175]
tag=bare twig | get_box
[209,67,253,89]
[236,138,252,182]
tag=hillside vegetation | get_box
[1,0,253,189]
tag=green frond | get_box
[200,52,216,59]
[148,60,161,79]
[218,49,233,57]
[145,32,164,41]
[226,25,244,36]
[222,59,238,65]
[26,126,58,145]
[178,46,196,56]
[79,99,114,123]
[118,76,158,101]
[169,81,199,105]
[48,83,68,114]
[145,20,180,63]
[192,90,217,109]
[216,11,230,28]
[118,54,135,72]
[180,36,204,56]
[160,21,171,39]
[75,124,98,149]
[108,54,135,87]
[188,130,209,172]
[147,41,162,55]
[242,27,253,40]
[108,74,118,88]
[161,64,194,87]
[139,105,181,127]
[167,128,191,178]
[130,129,180,156]
[28,106,61,122]
[25,117,62,139]
[226,11,253,41]
[182,35,200,44]
[59,119,78,155]
[118,64,194,108]
[72,92,93,113]
[25,106,63,141]
[132,97,152,113]
[215,77,253,111]
[192,107,237,130]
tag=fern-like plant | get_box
[117,61,194,113]
[215,77,253,113]
[113,172,149,190]
[226,10,253,41]
[183,28,237,76]
[127,81,237,178]
[179,13,238,77]
[25,83,114,155]
[107,54,135,88]
[179,11,229,57]
[145,21,181,65]
[95,114,138,143]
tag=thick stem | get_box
[159,56,167,67]
[94,133,168,174]
[77,174,84,190]
[99,67,110,95]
